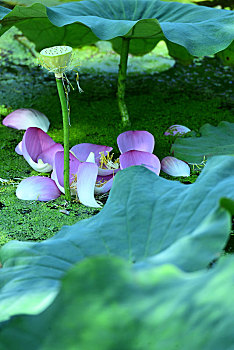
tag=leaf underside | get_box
[0,0,233,57]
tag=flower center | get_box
[95,179,108,188]
[99,152,119,170]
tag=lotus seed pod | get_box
[40,46,73,77]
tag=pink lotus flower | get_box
[51,147,117,208]
[16,130,161,207]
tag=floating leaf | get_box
[172,121,234,163]
[0,156,234,322]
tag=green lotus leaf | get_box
[1,255,234,350]
[165,40,194,65]
[110,37,161,56]
[216,40,234,66]
[0,0,233,56]
[0,156,234,322]
[172,121,234,164]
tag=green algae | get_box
[0,28,233,246]
[0,183,100,246]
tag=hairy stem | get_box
[56,77,71,201]
[117,37,130,127]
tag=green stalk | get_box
[56,77,71,201]
[117,37,130,127]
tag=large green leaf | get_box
[172,121,234,163]
[0,0,233,56]
[216,40,234,66]
[1,255,234,350]
[165,40,194,65]
[0,156,234,322]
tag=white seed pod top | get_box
[40,46,73,77]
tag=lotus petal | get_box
[85,152,95,163]
[15,141,23,155]
[98,167,120,176]
[76,162,101,208]
[161,156,190,177]
[21,127,56,172]
[96,174,114,183]
[117,130,155,154]
[37,143,64,165]
[95,174,114,194]
[16,176,61,201]
[164,125,191,136]
[52,151,81,193]
[70,143,112,162]
[2,109,50,132]
[120,150,160,175]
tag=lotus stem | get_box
[56,76,71,201]
[117,37,130,127]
